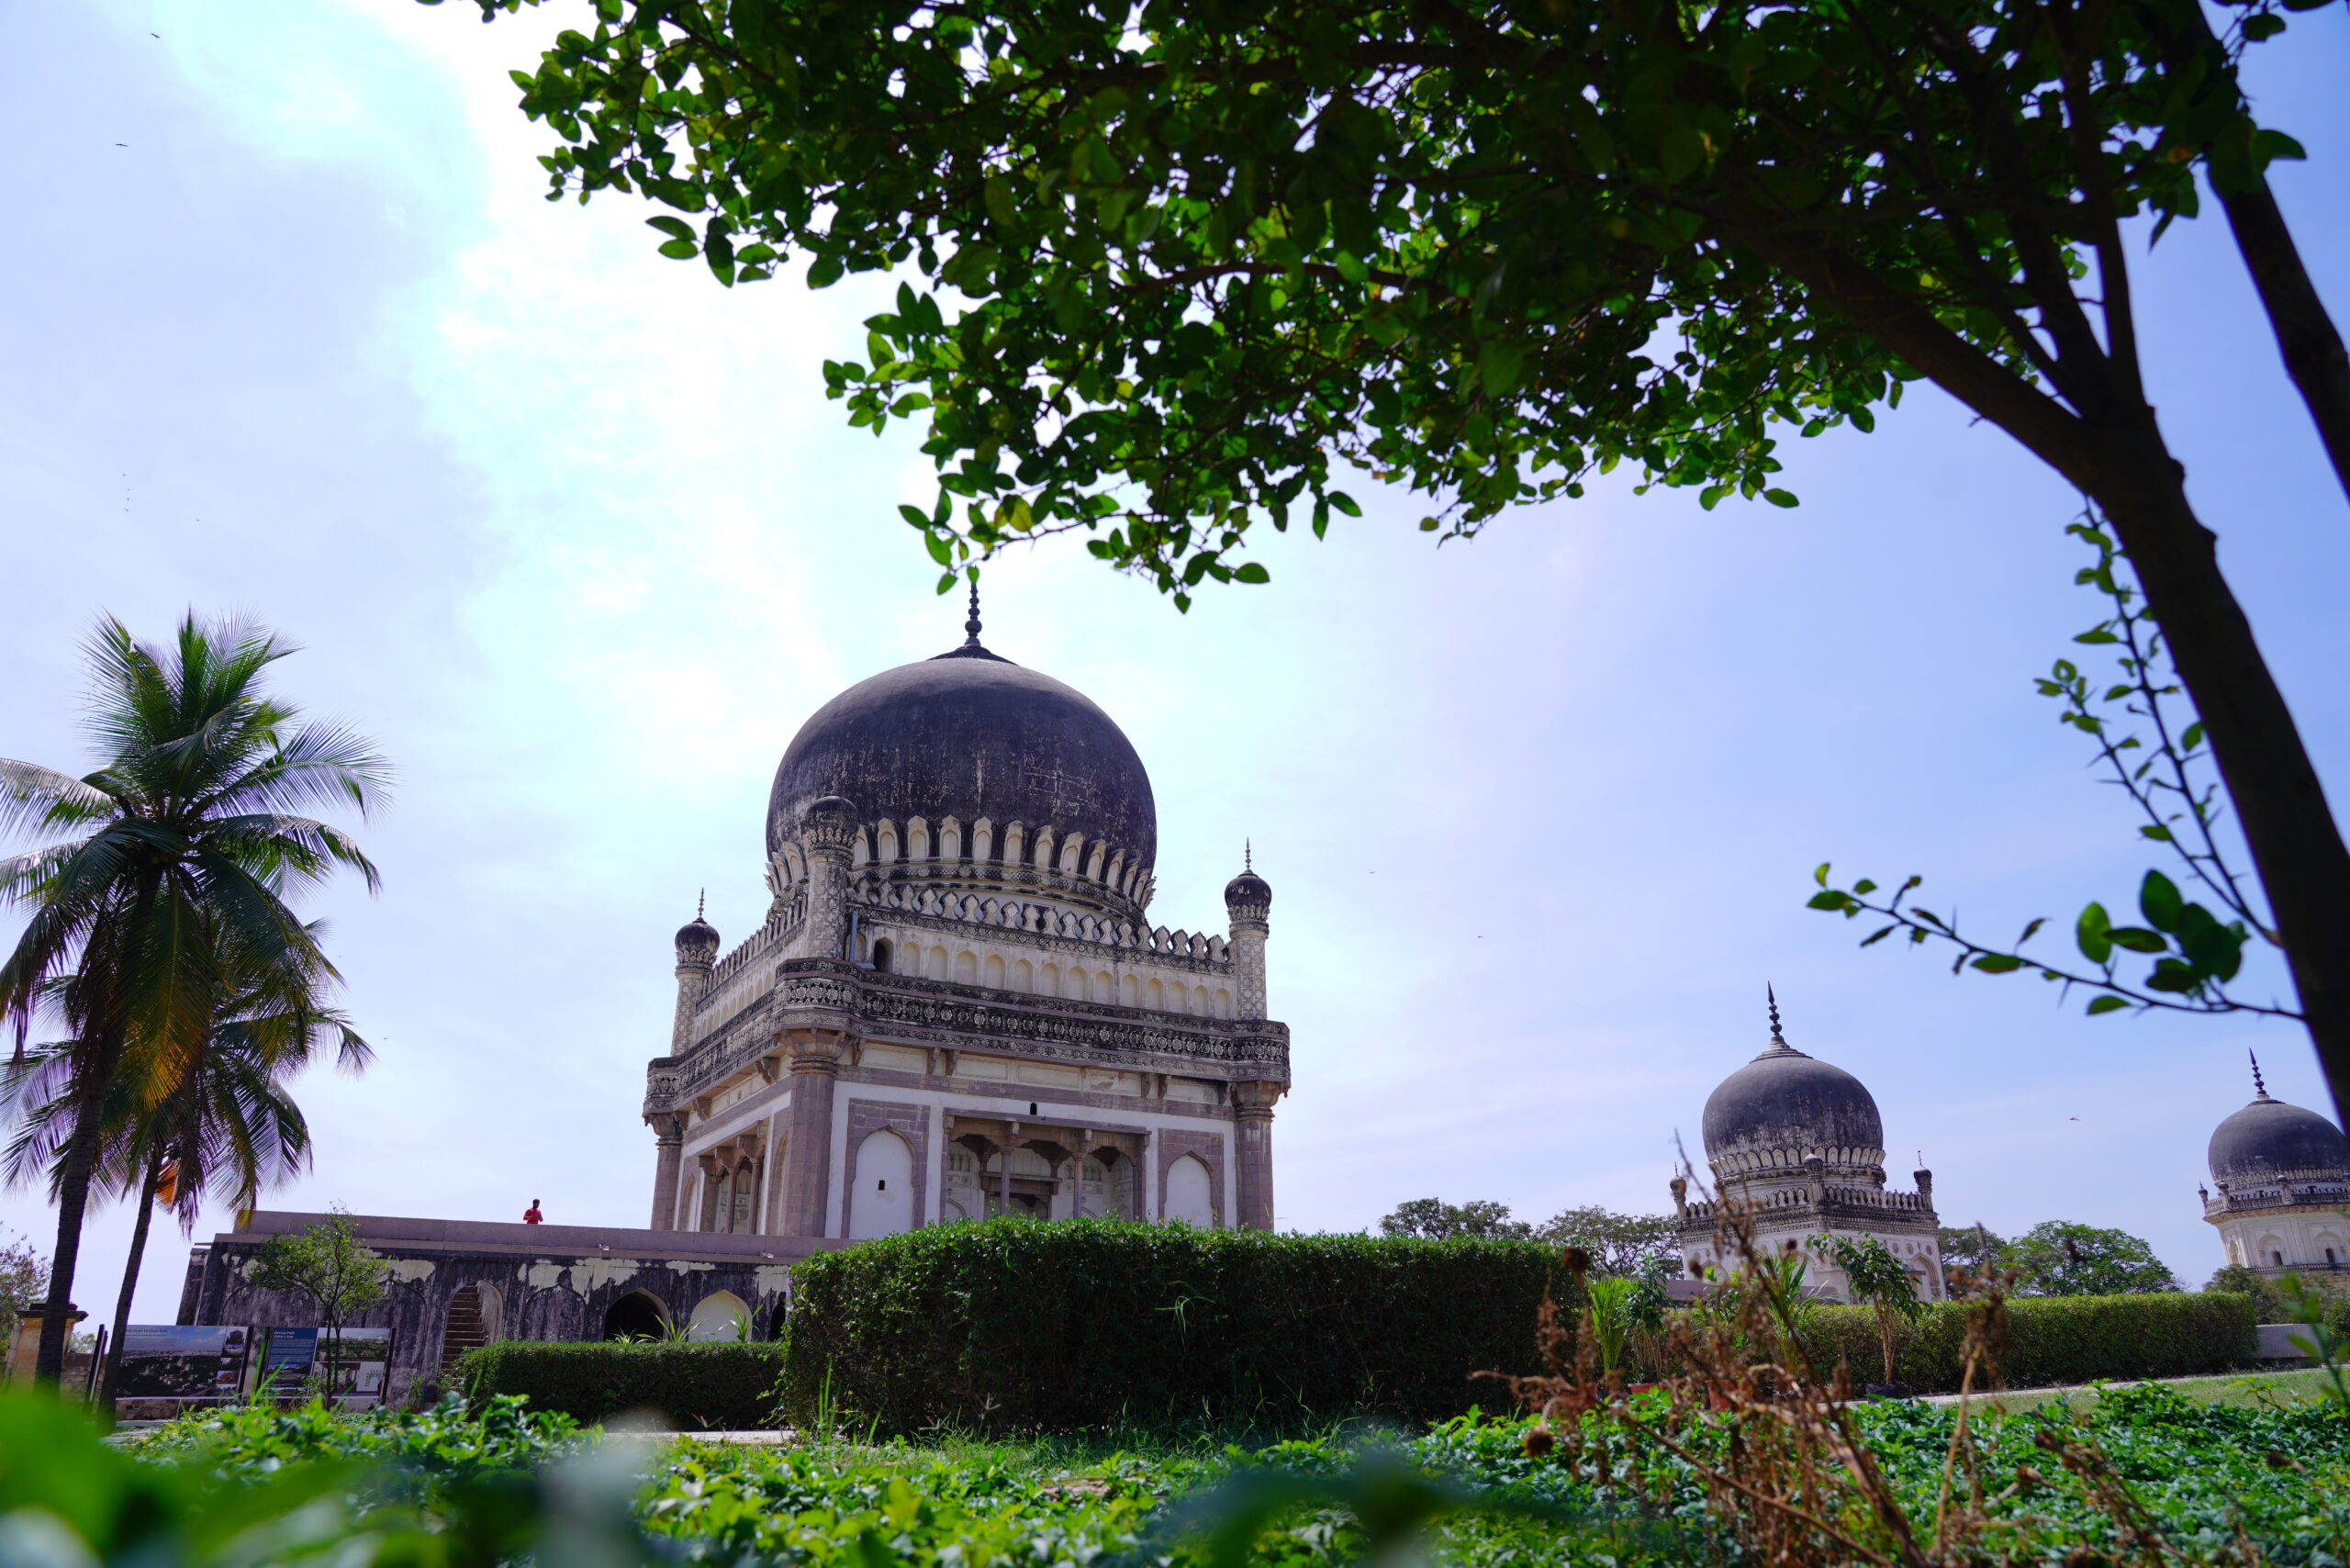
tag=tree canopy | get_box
[2004,1220,2178,1294]
[1377,1196,1530,1241]
[447,0,2350,1119]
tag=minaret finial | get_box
[2251,1049,2269,1099]
[1767,982,1785,1044]
[1245,838,1252,871]
[697,888,706,921]
[962,576,983,648]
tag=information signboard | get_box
[256,1326,392,1407]
[116,1325,252,1403]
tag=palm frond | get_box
[0,761,117,841]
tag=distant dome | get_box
[1703,1036,1885,1166]
[2210,1091,2347,1185]
[674,916,719,950]
[767,643,1156,870]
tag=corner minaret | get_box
[794,795,857,959]
[670,893,720,1052]
[1225,843,1272,1021]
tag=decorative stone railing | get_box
[1680,1184,1934,1226]
[660,963,1286,1103]
[853,883,1231,971]
[2205,1183,2350,1217]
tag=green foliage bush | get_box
[1797,1292,2257,1391]
[454,1339,789,1429]
[781,1218,1563,1435]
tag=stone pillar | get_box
[794,796,858,960]
[647,1113,687,1230]
[1223,861,1271,1021]
[780,1029,845,1237]
[1231,1081,1284,1231]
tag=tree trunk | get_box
[35,1082,108,1385]
[2087,440,2350,1129]
[2218,177,2350,511]
[97,1150,162,1406]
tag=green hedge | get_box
[1798,1292,2259,1393]
[453,1340,789,1429]
[780,1219,1562,1435]
[779,1223,2266,1434]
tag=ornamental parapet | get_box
[655,959,1289,1109]
[850,884,1232,973]
[1679,1184,1937,1229]
[2205,1182,2350,1218]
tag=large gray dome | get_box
[2210,1091,2347,1185]
[767,643,1157,865]
[1703,1037,1885,1164]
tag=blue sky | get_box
[3,0,2345,1322]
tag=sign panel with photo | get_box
[116,1325,252,1402]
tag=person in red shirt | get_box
[523,1200,543,1225]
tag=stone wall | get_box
[185,1211,840,1406]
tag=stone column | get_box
[1231,1081,1284,1230]
[1223,862,1271,1020]
[647,1113,687,1231]
[780,1028,845,1237]
[794,796,858,960]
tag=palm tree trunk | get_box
[97,1150,162,1406]
[35,1081,109,1385]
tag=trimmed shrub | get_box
[453,1340,788,1429]
[781,1219,1563,1435]
[1798,1291,2258,1392]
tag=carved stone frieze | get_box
[649,960,1289,1117]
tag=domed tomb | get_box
[1702,1007,1886,1191]
[2210,1081,2348,1187]
[766,635,1157,918]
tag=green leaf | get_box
[1852,879,1876,896]
[2138,869,2184,934]
[1858,924,1897,947]
[1969,954,2024,973]
[1807,890,1852,911]
[656,239,699,260]
[2076,902,2113,965]
[2105,926,2167,954]
[2139,824,2173,842]
[1814,863,1830,887]
[1762,488,1799,509]
[645,216,696,241]
[1233,563,1271,584]
[2086,995,2130,1015]
[1479,341,1528,398]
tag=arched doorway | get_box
[601,1290,668,1342]
[1165,1155,1214,1226]
[688,1290,751,1341]
[848,1128,915,1239]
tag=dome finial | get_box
[962,576,983,649]
[1767,983,1785,1044]
[696,888,706,921]
[2251,1049,2272,1101]
[1245,837,1252,871]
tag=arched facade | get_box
[688,1290,751,1341]
[644,609,1290,1242]
[601,1291,668,1342]
[1166,1155,1214,1227]
[848,1128,916,1239]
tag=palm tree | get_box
[3,958,371,1401]
[0,615,387,1382]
